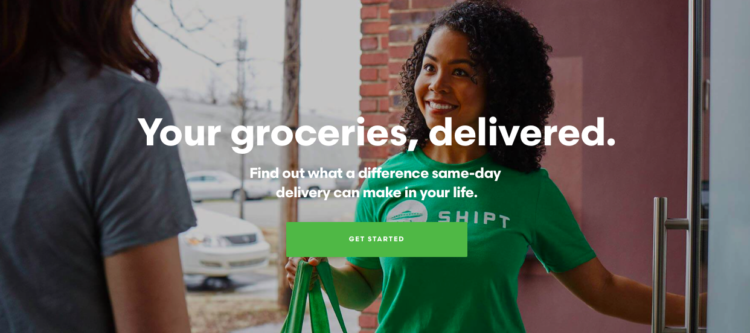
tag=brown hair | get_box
[0,0,159,87]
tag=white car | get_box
[242,178,274,200]
[179,207,270,277]
[186,170,268,201]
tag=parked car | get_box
[243,178,274,200]
[179,207,270,277]
[186,170,268,201]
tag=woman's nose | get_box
[429,72,450,94]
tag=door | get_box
[705,0,750,331]
[651,0,750,331]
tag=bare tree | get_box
[235,18,250,219]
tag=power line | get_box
[169,0,213,33]
[133,5,281,67]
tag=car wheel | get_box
[204,277,231,290]
[232,190,246,202]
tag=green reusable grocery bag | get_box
[281,261,348,333]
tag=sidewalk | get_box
[231,294,361,333]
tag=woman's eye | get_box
[423,64,436,72]
[453,68,469,76]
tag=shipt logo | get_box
[386,200,428,222]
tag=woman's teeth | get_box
[429,102,456,110]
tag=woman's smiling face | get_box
[415,26,486,132]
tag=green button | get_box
[286,222,467,257]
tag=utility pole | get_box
[278,0,300,309]
[235,18,248,219]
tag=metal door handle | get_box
[652,197,708,333]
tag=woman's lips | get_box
[426,100,458,115]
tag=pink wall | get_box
[509,1,690,331]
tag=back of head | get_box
[0,0,159,89]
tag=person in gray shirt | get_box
[1,1,196,332]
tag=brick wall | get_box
[359,0,393,178]
[358,1,458,331]
[358,0,458,176]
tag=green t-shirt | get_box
[347,147,596,332]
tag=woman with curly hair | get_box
[288,1,701,331]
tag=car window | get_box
[187,176,203,182]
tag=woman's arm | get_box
[104,237,191,333]
[286,257,383,311]
[552,257,706,327]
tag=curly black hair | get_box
[400,0,554,173]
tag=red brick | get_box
[360,145,390,159]
[379,5,390,19]
[411,26,426,39]
[362,113,391,127]
[362,21,389,34]
[361,53,388,66]
[360,68,379,81]
[390,0,409,10]
[380,36,389,49]
[388,110,405,123]
[388,78,401,91]
[379,98,392,111]
[361,0,388,4]
[378,68,390,81]
[388,28,410,42]
[360,83,388,97]
[391,27,427,43]
[360,37,378,51]
[389,45,414,59]
[361,6,378,19]
[360,99,378,112]
[412,0,455,9]
[363,298,382,313]
[391,11,436,25]
[389,61,404,75]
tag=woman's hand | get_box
[285,257,327,289]
[285,257,384,311]
[552,257,705,326]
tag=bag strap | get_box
[308,278,330,333]
[281,261,348,333]
[316,262,348,333]
[281,261,312,333]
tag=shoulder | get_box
[496,164,550,183]
[93,69,169,118]
[56,52,170,119]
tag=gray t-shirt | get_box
[0,51,197,332]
